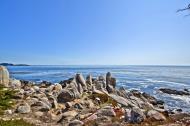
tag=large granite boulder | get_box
[57,87,80,103]
[125,107,146,123]
[17,103,31,114]
[9,79,21,89]
[106,72,116,89]
[0,66,9,87]
[76,73,87,91]
[147,109,166,121]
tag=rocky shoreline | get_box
[0,65,190,126]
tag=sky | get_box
[0,0,190,65]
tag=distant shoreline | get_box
[0,63,30,66]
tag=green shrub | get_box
[0,85,17,114]
[0,119,34,126]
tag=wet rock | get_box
[159,88,190,95]
[68,119,84,126]
[0,66,9,87]
[147,109,166,121]
[17,103,31,114]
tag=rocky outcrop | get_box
[159,88,190,95]
[2,70,188,126]
[0,66,9,87]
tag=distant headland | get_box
[0,63,30,66]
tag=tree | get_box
[177,4,190,16]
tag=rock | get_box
[65,102,73,108]
[31,101,51,112]
[57,88,80,103]
[17,103,31,114]
[58,110,78,123]
[129,107,146,123]
[0,66,9,87]
[74,103,83,110]
[147,109,166,121]
[68,119,84,126]
[33,86,40,92]
[98,76,105,81]
[48,96,58,109]
[109,94,137,108]
[86,74,93,90]
[76,73,87,91]
[106,72,116,88]
[159,88,190,95]
[94,80,106,91]
[97,106,116,117]
[4,110,12,115]
[34,111,44,117]
[83,113,98,123]
[53,83,62,92]
[9,79,21,89]
[107,84,115,93]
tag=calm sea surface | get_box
[7,65,190,112]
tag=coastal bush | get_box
[0,85,16,114]
[0,119,34,126]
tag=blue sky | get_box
[0,0,190,65]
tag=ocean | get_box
[7,65,190,112]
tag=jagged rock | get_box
[9,79,21,89]
[17,103,31,114]
[98,76,106,81]
[94,80,106,91]
[53,83,62,92]
[83,113,98,123]
[34,111,44,117]
[59,110,78,123]
[109,94,137,107]
[159,88,190,95]
[97,106,116,117]
[106,72,116,88]
[48,96,58,109]
[147,109,166,121]
[57,87,81,103]
[33,86,40,92]
[74,103,83,110]
[128,107,146,123]
[4,110,12,115]
[65,102,73,108]
[86,74,93,90]
[107,84,115,93]
[76,73,87,91]
[0,66,9,87]
[31,101,51,112]
[68,119,84,126]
